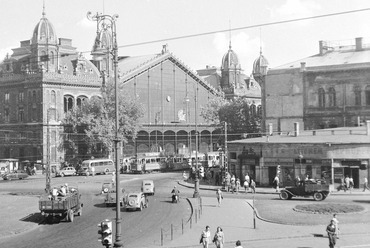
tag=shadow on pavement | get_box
[20,212,44,224]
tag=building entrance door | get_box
[344,167,359,188]
[268,166,276,186]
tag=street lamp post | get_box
[193,83,199,198]
[87,11,123,248]
[298,153,303,180]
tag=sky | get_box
[1,0,370,74]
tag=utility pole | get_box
[45,108,51,193]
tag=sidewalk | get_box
[179,179,370,195]
[164,196,370,248]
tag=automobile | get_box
[2,170,29,180]
[141,180,155,195]
[123,192,148,211]
[101,182,114,194]
[77,167,90,176]
[55,167,76,177]
[279,179,330,201]
[104,188,126,207]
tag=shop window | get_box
[230,152,237,160]
[366,86,370,105]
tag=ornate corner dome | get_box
[92,28,113,52]
[221,42,241,70]
[31,7,57,45]
[252,50,269,77]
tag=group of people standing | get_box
[200,225,243,248]
[223,172,256,194]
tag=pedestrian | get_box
[326,219,337,248]
[363,177,370,191]
[250,179,256,193]
[212,226,224,248]
[273,175,280,192]
[243,180,249,193]
[344,175,350,191]
[234,240,243,248]
[244,173,250,185]
[91,165,95,177]
[349,176,354,192]
[200,225,211,248]
[235,178,240,194]
[216,188,223,207]
[230,175,236,193]
[332,214,339,238]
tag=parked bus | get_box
[81,158,115,175]
[131,153,166,173]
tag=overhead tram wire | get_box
[8,7,370,63]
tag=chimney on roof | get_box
[294,122,299,137]
[355,37,363,51]
[300,62,306,72]
[319,40,327,55]
[366,120,370,136]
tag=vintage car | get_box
[123,192,148,211]
[279,179,330,201]
[77,167,90,176]
[56,167,76,177]
[0,167,7,176]
[2,170,29,180]
[101,182,114,194]
[141,180,155,195]
[104,188,125,207]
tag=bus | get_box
[81,158,115,175]
[131,153,166,173]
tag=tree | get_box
[61,80,144,162]
[200,96,261,142]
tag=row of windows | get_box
[318,87,370,107]
[4,90,40,104]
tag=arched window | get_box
[318,88,325,108]
[32,90,37,102]
[50,90,56,108]
[63,95,75,112]
[76,96,87,108]
[354,86,361,106]
[257,105,262,117]
[250,104,257,116]
[366,85,370,106]
[328,87,336,107]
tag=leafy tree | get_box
[200,97,261,142]
[61,80,144,162]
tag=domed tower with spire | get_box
[91,22,114,74]
[30,4,58,72]
[221,41,242,94]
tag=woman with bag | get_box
[213,226,224,248]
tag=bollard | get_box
[161,228,163,246]
[199,208,201,219]
[171,224,173,240]
[190,215,192,229]
[182,219,184,235]
[195,210,197,223]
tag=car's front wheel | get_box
[60,173,65,177]
[313,192,324,201]
[279,190,290,200]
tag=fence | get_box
[160,197,203,246]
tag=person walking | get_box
[273,175,280,192]
[212,226,224,248]
[200,226,211,248]
[250,179,256,193]
[363,177,370,191]
[332,214,339,239]
[234,240,243,248]
[344,175,350,191]
[326,219,337,248]
[216,189,223,207]
[235,178,241,194]
[243,180,249,193]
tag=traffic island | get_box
[294,203,365,214]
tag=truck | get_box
[279,179,330,201]
[39,184,83,223]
